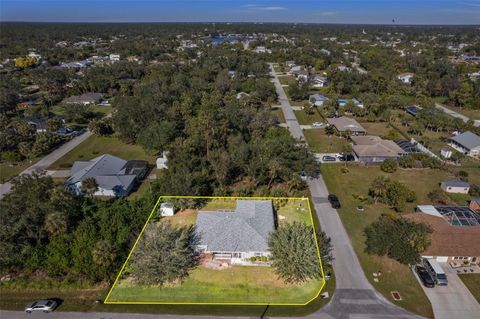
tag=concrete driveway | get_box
[413,263,480,319]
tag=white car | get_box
[25,300,57,313]
[312,122,323,127]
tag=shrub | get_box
[381,159,398,173]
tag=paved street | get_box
[0,130,91,199]
[435,103,480,127]
[413,264,480,319]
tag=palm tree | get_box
[44,212,67,236]
[369,176,390,204]
[81,177,98,197]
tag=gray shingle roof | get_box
[195,200,275,253]
[452,131,480,151]
[66,154,137,191]
[64,92,103,104]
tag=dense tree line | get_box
[0,173,152,282]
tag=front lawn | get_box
[0,159,38,183]
[107,265,323,304]
[304,130,348,153]
[294,110,324,125]
[278,75,296,86]
[321,164,437,318]
[49,135,155,170]
[459,274,480,303]
[271,107,286,123]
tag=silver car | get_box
[25,300,57,313]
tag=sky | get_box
[1,0,480,24]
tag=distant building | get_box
[405,105,422,117]
[450,131,480,157]
[351,98,364,108]
[398,72,414,84]
[311,75,328,88]
[327,116,366,135]
[65,154,148,197]
[63,92,103,105]
[309,94,328,107]
[109,54,120,61]
[441,181,470,194]
[236,92,250,100]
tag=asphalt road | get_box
[435,103,480,127]
[0,130,92,199]
[413,263,480,319]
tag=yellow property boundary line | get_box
[104,195,326,306]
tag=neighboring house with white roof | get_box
[450,131,480,157]
[311,75,328,88]
[160,203,175,216]
[441,181,470,194]
[109,53,120,61]
[65,154,148,197]
[398,72,414,84]
[195,200,275,264]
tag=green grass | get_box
[294,110,324,125]
[271,108,286,123]
[321,164,438,318]
[304,130,348,153]
[459,274,480,303]
[49,135,155,170]
[276,198,311,225]
[278,75,295,86]
[360,122,392,137]
[0,161,31,183]
[108,266,323,304]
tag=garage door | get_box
[436,256,448,262]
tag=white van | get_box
[423,258,448,286]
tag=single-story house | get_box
[309,93,329,107]
[405,210,480,265]
[470,198,480,213]
[63,92,103,105]
[337,64,351,72]
[441,181,470,194]
[398,72,414,84]
[296,69,309,82]
[195,200,275,264]
[450,131,480,157]
[25,117,47,133]
[65,154,148,197]
[327,116,366,135]
[311,75,328,88]
[109,54,120,61]
[351,135,406,164]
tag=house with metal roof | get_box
[450,131,480,157]
[195,200,275,264]
[65,154,148,197]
